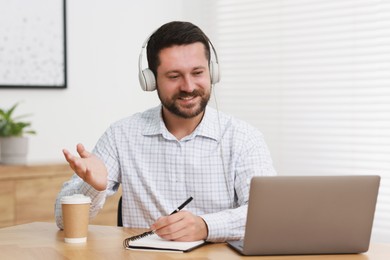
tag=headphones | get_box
[138,35,221,91]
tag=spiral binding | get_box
[123,230,155,248]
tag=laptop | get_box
[227,175,381,256]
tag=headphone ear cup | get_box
[210,61,220,85]
[139,68,156,91]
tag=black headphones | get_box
[138,35,221,91]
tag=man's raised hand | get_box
[62,143,108,191]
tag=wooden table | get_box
[0,222,389,260]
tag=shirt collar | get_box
[142,105,164,136]
[142,105,220,142]
[193,106,220,141]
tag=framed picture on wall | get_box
[0,0,67,89]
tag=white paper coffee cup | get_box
[61,194,91,243]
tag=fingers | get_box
[62,149,77,168]
[152,214,185,240]
[152,211,205,241]
[62,147,86,178]
[63,144,90,162]
[76,143,91,158]
[151,214,180,232]
[62,149,71,162]
[63,144,90,168]
[62,144,108,192]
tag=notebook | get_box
[227,175,381,256]
[123,233,206,253]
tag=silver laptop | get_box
[227,175,380,256]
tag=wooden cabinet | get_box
[0,164,122,228]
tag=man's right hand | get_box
[62,143,108,191]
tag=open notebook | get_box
[123,233,206,253]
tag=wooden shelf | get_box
[0,164,121,228]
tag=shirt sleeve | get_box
[54,127,121,230]
[200,127,276,242]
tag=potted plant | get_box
[0,102,36,165]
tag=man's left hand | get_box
[151,211,208,241]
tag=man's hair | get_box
[146,21,211,76]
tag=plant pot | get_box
[0,137,29,165]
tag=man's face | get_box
[156,42,211,119]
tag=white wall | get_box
[1,0,206,164]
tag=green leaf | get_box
[0,102,36,137]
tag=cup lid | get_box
[60,194,91,204]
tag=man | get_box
[55,21,276,242]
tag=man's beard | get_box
[158,89,210,119]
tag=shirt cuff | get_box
[200,213,234,242]
[79,182,107,214]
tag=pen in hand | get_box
[124,196,194,243]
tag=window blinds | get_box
[211,0,390,242]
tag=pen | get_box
[170,196,193,215]
[124,196,194,244]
